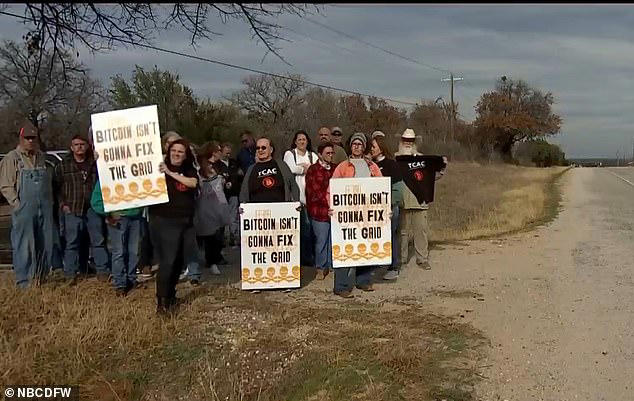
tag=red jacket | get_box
[305,161,335,222]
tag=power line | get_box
[304,15,453,75]
[0,10,420,106]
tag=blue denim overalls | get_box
[11,152,55,288]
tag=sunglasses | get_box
[241,139,248,143]
[24,136,37,141]
[332,132,342,137]
[256,146,268,151]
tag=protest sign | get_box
[395,155,447,205]
[240,202,301,290]
[91,105,168,212]
[329,177,392,268]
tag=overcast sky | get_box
[2,4,634,158]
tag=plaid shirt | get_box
[54,154,97,215]
[305,160,336,222]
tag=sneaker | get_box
[383,270,399,281]
[179,268,189,282]
[356,284,375,292]
[417,260,432,270]
[190,279,200,287]
[334,290,354,298]
[140,266,154,277]
[210,264,221,275]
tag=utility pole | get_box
[441,74,463,143]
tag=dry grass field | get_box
[430,162,568,242]
[0,163,569,401]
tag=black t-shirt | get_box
[248,159,285,203]
[376,158,403,186]
[150,165,198,218]
[395,155,446,204]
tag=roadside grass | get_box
[0,162,569,400]
[430,162,568,242]
[0,278,488,401]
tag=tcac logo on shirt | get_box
[258,168,277,177]
[407,161,426,170]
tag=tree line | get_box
[0,40,566,165]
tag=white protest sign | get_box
[240,202,301,290]
[329,177,392,268]
[91,105,168,212]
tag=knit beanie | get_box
[349,132,367,148]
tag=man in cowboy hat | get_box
[395,128,447,270]
[0,120,57,287]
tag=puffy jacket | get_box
[327,157,383,206]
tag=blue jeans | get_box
[389,205,400,271]
[334,266,374,293]
[107,216,141,290]
[63,208,109,277]
[311,218,332,272]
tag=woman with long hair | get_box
[283,130,318,267]
[369,135,404,280]
[194,142,230,276]
[150,138,199,315]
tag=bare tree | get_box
[3,4,320,77]
[0,40,105,150]
[229,73,306,129]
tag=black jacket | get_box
[214,158,242,198]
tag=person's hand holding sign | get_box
[159,162,171,176]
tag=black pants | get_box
[150,215,198,298]
[197,229,224,267]
[138,217,154,268]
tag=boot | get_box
[156,296,169,315]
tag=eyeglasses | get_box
[256,146,268,151]
[24,136,37,141]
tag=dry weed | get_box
[430,162,566,241]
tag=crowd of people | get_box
[0,119,446,314]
